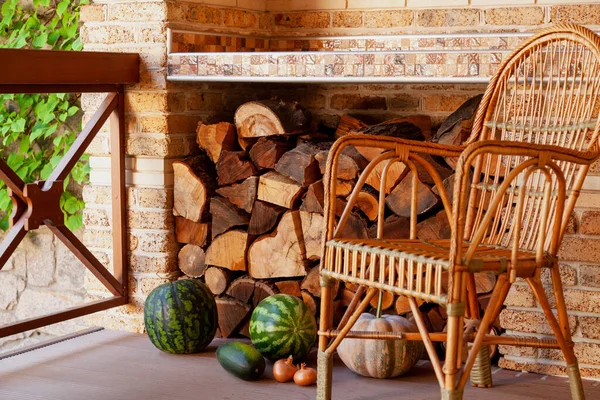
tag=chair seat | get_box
[322,238,554,305]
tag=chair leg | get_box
[527,277,585,400]
[443,272,467,400]
[317,276,335,400]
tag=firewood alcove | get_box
[173,95,499,342]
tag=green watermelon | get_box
[144,279,217,354]
[217,342,266,381]
[249,294,317,361]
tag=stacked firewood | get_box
[174,96,496,339]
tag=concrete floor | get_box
[0,329,598,400]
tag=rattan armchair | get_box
[317,24,600,400]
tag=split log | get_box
[274,145,321,186]
[315,151,359,181]
[299,211,325,261]
[204,267,234,295]
[336,180,354,197]
[301,290,318,316]
[215,297,251,338]
[205,230,249,271]
[210,196,250,239]
[248,211,315,279]
[411,154,453,186]
[253,280,279,306]
[302,266,338,298]
[173,154,216,222]
[249,136,293,170]
[216,151,257,186]
[335,115,368,138]
[275,280,303,297]
[359,119,426,141]
[475,272,497,294]
[340,288,357,307]
[395,296,424,315]
[196,122,238,163]
[178,244,207,278]
[175,217,210,247]
[386,172,440,217]
[353,187,379,221]
[427,307,446,332]
[234,99,310,139]
[365,160,406,194]
[216,176,258,213]
[299,180,346,217]
[226,276,256,304]
[369,291,395,311]
[417,211,452,241]
[431,94,482,169]
[257,171,304,209]
[340,213,369,240]
[248,201,286,236]
[238,319,251,338]
[368,215,410,239]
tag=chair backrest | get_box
[461,24,600,253]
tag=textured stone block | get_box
[136,187,174,209]
[417,8,480,27]
[364,10,413,28]
[485,7,545,26]
[330,94,387,110]
[80,5,106,22]
[125,92,168,113]
[332,12,363,28]
[135,231,179,253]
[109,3,168,22]
[83,207,111,229]
[504,284,536,307]
[128,209,174,230]
[25,231,56,287]
[186,92,224,111]
[579,316,600,340]
[551,4,600,25]
[559,237,600,263]
[423,94,473,113]
[137,24,167,44]
[564,288,600,313]
[273,12,330,29]
[84,228,115,250]
[125,135,189,157]
[498,342,538,358]
[135,276,172,296]
[389,93,421,111]
[0,273,25,310]
[224,9,258,28]
[186,5,223,24]
[499,309,576,335]
[80,25,135,45]
[130,252,179,274]
[540,263,577,287]
[580,211,600,235]
[580,264,600,288]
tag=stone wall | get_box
[0,228,87,353]
[80,0,600,376]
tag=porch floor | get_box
[0,329,598,400]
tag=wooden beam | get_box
[0,49,139,86]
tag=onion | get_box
[273,355,298,383]
[293,363,317,386]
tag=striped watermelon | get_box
[144,279,217,354]
[249,294,317,361]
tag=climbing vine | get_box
[0,0,89,231]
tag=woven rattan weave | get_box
[317,24,600,400]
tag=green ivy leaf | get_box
[10,117,25,132]
[65,214,83,231]
[32,32,47,48]
[56,0,69,17]
[63,196,79,214]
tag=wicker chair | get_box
[317,24,600,400]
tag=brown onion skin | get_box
[273,355,298,383]
[293,363,317,386]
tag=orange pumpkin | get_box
[337,313,424,378]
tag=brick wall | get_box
[82,0,600,376]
